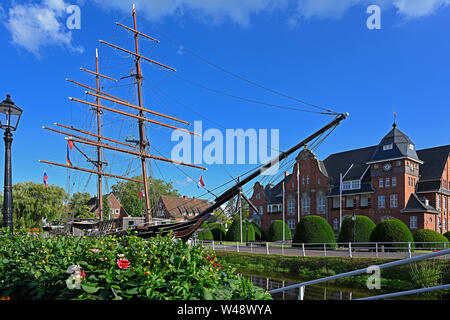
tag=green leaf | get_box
[81,283,100,294]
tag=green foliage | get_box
[209,224,227,241]
[267,220,292,242]
[197,223,214,241]
[443,231,450,242]
[11,182,68,229]
[338,215,376,243]
[111,176,180,217]
[369,219,414,249]
[293,215,336,246]
[252,223,265,241]
[0,230,271,300]
[413,229,449,249]
[409,261,442,288]
[226,219,255,242]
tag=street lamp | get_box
[0,94,23,233]
[352,213,357,243]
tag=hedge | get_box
[252,223,265,241]
[267,220,292,242]
[209,224,227,241]
[369,219,414,250]
[0,229,270,300]
[413,229,449,249]
[444,231,450,242]
[292,215,336,247]
[226,219,255,242]
[338,215,376,243]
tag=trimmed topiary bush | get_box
[251,223,265,242]
[292,215,336,247]
[226,219,255,242]
[369,218,414,251]
[444,231,450,242]
[267,220,292,242]
[197,222,213,241]
[338,215,376,243]
[413,229,449,249]
[210,224,227,242]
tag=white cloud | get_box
[92,0,288,26]
[3,0,83,57]
[393,0,450,19]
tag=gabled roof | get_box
[417,145,450,181]
[401,193,440,214]
[323,145,377,184]
[159,195,211,219]
[369,125,421,164]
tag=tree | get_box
[11,182,68,229]
[293,215,336,247]
[111,176,180,217]
[338,215,376,243]
[226,218,255,242]
[267,220,292,242]
[68,192,91,216]
[369,218,414,250]
[413,229,449,249]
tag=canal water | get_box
[239,270,449,300]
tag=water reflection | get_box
[245,274,361,300]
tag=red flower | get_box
[205,254,221,269]
[117,258,130,269]
[80,270,86,278]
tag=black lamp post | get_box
[0,94,22,233]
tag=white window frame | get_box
[392,176,397,187]
[302,197,310,214]
[287,199,296,215]
[383,144,393,151]
[317,196,326,213]
[333,218,339,231]
[410,216,418,229]
[390,194,398,208]
[378,195,386,208]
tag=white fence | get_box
[194,240,450,259]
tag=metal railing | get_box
[266,248,450,300]
[195,239,450,259]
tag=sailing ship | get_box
[41,5,348,241]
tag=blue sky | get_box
[0,0,449,202]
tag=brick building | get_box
[249,123,450,236]
[153,195,211,221]
[87,193,129,220]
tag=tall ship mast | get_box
[40,5,348,240]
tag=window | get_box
[288,199,296,215]
[360,195,370,207]
[346,196,355,208]
[256,193,260,200]
[302,175,305,185]
[385,178,390,187]
[409,144,415,150]
[333,197,340,208]
[259,205,263,215]
[443,219,447,232]
[333,218,339,231]
[379,178,384,188]
[317,197,326,213]
[288,219,296,230]
[342,181,351,190]
[395,161,401,166]
[410,216,418,229]
[437,195,441,211]
[378,195,386,208]
[302,197,310,214]
[390,194,398,208]
[306,175,310,185]
[351,180,361,189]
[318,178,321,184]
[383,144,393,151]
[392,177,397,187]
[342,180,360,191]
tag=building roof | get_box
[369,125,421,164]
[323,145,377,184]
[417,145,450,181]
[159,195,211,219]
[401,193,440,214]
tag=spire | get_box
[393,110,397,128]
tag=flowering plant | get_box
[0,228,270,300]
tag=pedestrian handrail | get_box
[355,284,450,300]
[267,247,450,299]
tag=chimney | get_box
[183,195,188,200]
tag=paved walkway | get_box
[204,243,450,259]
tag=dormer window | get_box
[383,144,393,151]
[409,144,414,150]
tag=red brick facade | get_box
[249,125,450,236]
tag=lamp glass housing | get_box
[0,95,22,131]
